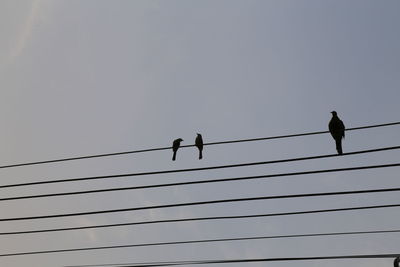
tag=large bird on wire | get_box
[328,111,345,155]
[394,256,400,267]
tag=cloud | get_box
[8,0,46,63]
[75,217,100,243]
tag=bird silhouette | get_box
[172,138,183,161]
[195,133,203,160]
[394,257,400,267]
[328,111,345,155]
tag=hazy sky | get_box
[0,1,399,266]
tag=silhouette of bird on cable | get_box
[328,111,345,155]
[394,257,400,267]
[172,138,183,161]
[195,133,203,160]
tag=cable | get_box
[3,229,400,257]
[1,121,399,170]
[3,203,400,235]
[1,188,400,221]
[65,254,400,267]
[2,145,400,189]
[0,162,398,201]
[0,184,399,221]
[1,199,400,222]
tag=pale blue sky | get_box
[0,1,399,266]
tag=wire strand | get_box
[3,203,400,235]
[2,145,399,189]
[1,121,399,170]
[2,229,399,257]
[65,254,400,267]
[1,162,398,201]
[1,201,399,222]
[0,185,400,219]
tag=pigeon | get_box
[195,133,203,160]
[172,138,183,161]
[328,111,345,155]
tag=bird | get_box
[394,257,400,267]
[195,133,203,160]
[172,138,183,161]
[328,111,345,155]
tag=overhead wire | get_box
[0,123,397,263]
[0,121,398,170]
[0,123,397,265]
[1,145,400,189]
[1,202,399,235]
[0,162,398,201]
[0,202,399,222]
[65,254,400,267]
[2,229,400,257]
[0,185,400,219]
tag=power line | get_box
[3,203,400,235]
[2,145,400,189]
[0,162,398,201]
[2,229,399,257]
[66,254,400,267]
[0,183,399,216]
[116,255,400,267]
[1,121,399,170]
[1,200,400,222]
[1,188,400,221]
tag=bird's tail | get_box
[172,151,177,161]
[335,139,343,155]
[199,150,203,160]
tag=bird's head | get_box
[331,111,337,116]
[197,133,201,136]
[177,138,183,142]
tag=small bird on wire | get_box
[328,111,345,155]
[195,133,203,160]
[172,138,183,161]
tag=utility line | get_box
[0,185,399,217]
[0,121,399,170]
[3,229,400,257]
[66,254,400,267]
[0,201,399,222]
[1,145,399,189]
[2,204,400,235]
[0,162,398,201]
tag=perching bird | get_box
[172,138,183,161]
[328,111,345,155]
[195,133,203,160]
[394,257,400,267]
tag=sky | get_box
[0,0,399,266]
